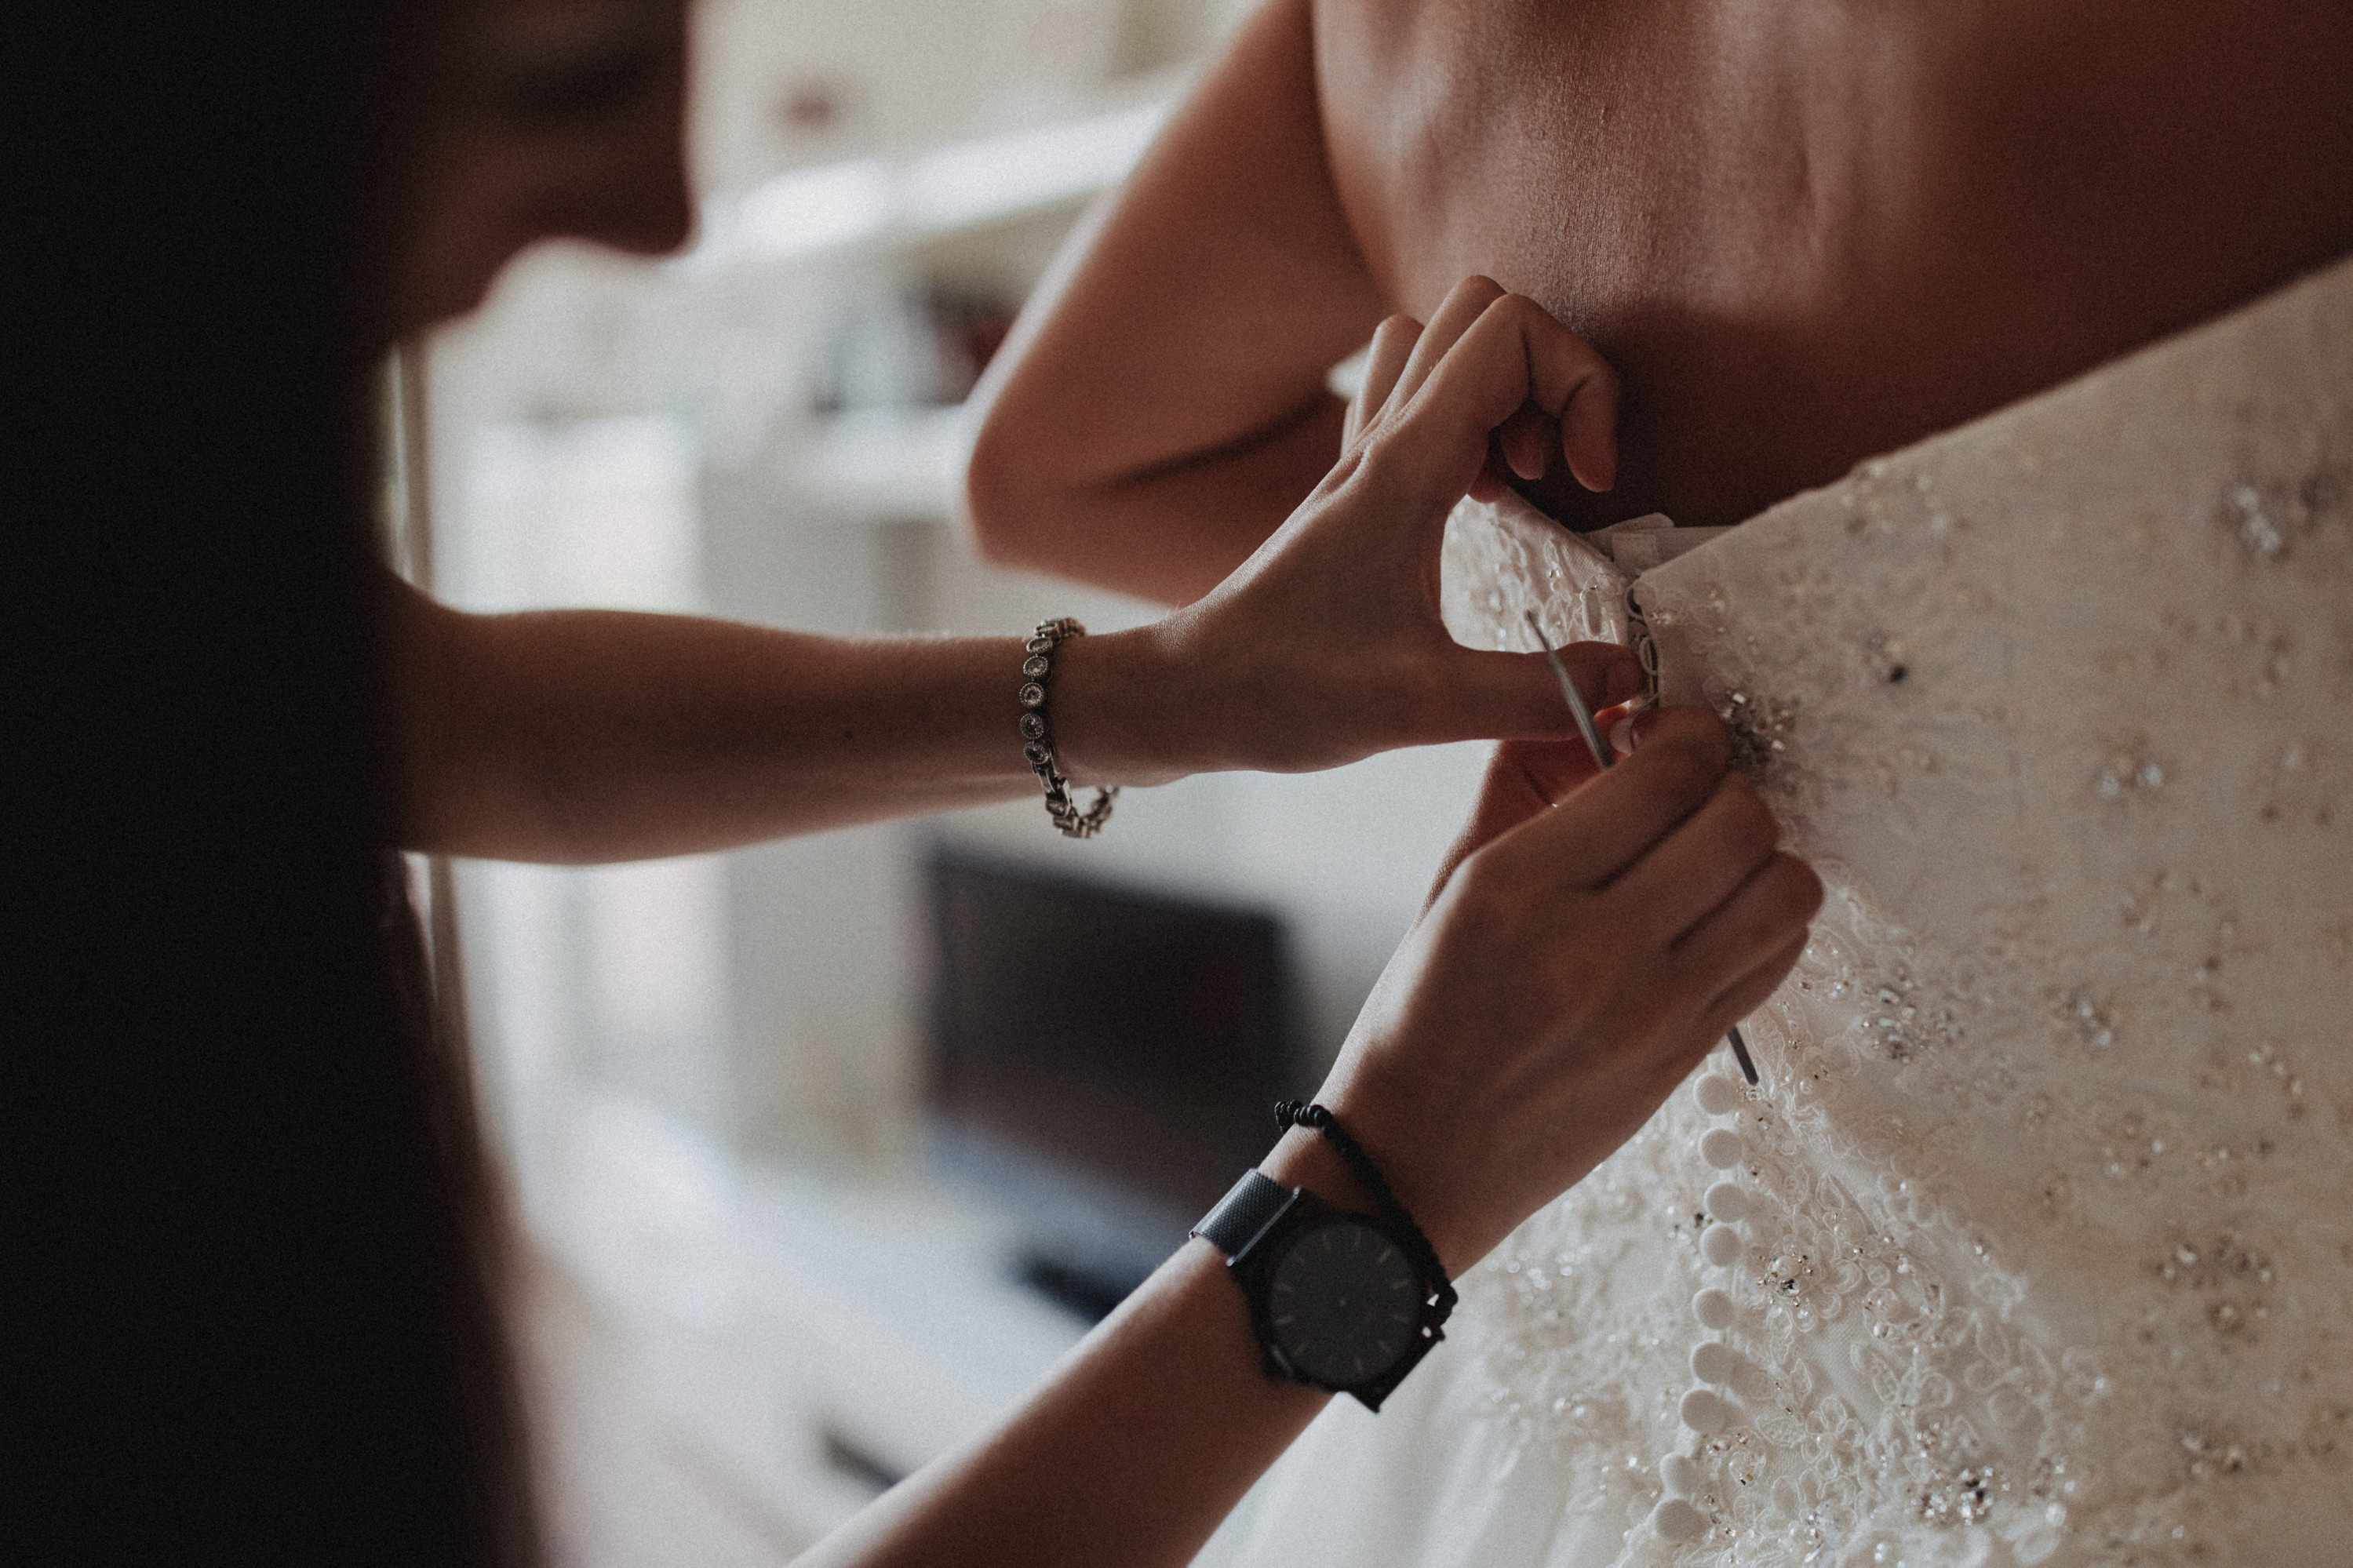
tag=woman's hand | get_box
[1051,277,1636,782]
[1266,708,1823,1273]
[790,708,1820,1568]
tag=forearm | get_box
[387,578,1189,863]
[963,0,1383,606]
[975,394,1349,607]
[796,1133,1368,1568]
[797,715,1826,1568]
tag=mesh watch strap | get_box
[1189,1170,1291,1257]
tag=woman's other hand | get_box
[1052,277,1636,782]
[1266,709,1823,1272]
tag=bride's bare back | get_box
[1319,0,2353,529]
[969,0,2353,595]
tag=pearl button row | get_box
[1651,1071,1751,1547]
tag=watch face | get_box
[1266,1217,1425,1388]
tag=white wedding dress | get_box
[1196,253,2353,1568]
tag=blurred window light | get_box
[1325,341,1371,402]
[583,856,732,1080]
[450,413,701,614]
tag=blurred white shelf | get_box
[679,96,1172,273]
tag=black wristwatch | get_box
[1190,1169,1448,1412]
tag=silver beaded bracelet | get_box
[1018,617,1118,839]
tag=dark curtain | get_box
[5,5,530,1562]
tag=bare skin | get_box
[798,713,1819,1568]
[967,0,2353,601]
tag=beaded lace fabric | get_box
[1194,254,2353,1568]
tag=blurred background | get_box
[392,0,1489,1558]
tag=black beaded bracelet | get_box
[1018,618,1117,839]
[1273,1101,1458,1325]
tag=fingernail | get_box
[1604,659,1646,704]
[1610,715,1636,757]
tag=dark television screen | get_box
[923,848,1298,1222]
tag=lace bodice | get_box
[1200,256,2353,1568]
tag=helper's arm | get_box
[796,715,1823,1568]
[383,573,1073,860]
[388,282,1629,864]
[963,0,1382,606]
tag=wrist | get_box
[1040,620,1201,788]
[1206,1110,1457,1413]
[1256,1103,1471,1280]
[1257,1125,1374,1213]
